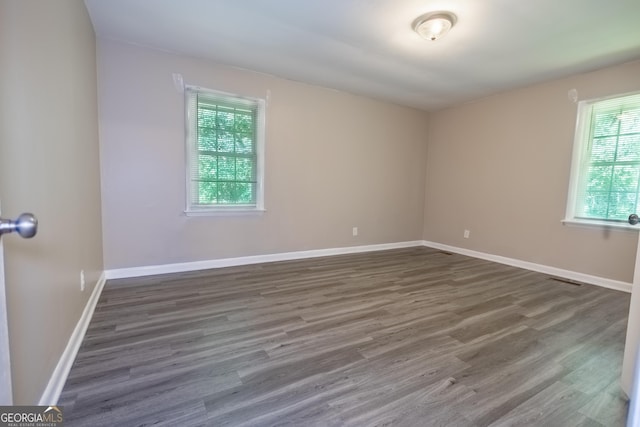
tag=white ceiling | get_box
[84,0,640,111]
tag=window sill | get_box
[185,208,266,217]
[561,218,640,232]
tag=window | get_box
[185,86,265,214]
[565,92,640,226]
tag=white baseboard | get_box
[39,272,107,405]
[105,241,425,280]
[422,240,632,293]
[105,240,632,293]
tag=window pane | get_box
[198,154,217,180]
[616,134,640,162]
[198,109,215,127]
[593,111,620,137]
[216,182,233,204]
[581,193,609,218]
[234,112,253,133]
[236,134,254,154]
[608,192,637,220]
[197,109,217,151]
[216,110,235,132]
[235,183,254,203]
[590,137,616,162]
[217,131,234,153]
[586,166,612,191]
[620,108,640,134]
[198,132,216,151]
[217,182,254,204]
[236,158,254,181]
[198,182,217,204]
[612,165,640,192]
[217,156,235,180]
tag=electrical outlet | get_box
[464,229,470,239]
[352,227,358,236]
[80,270,86,291]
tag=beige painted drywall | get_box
[97,40,429,270]
[0,0,103,404]
[423,60,640,283]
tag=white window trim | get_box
[561,218,640,231]
[563,90,640,231]
[183,85,266,216]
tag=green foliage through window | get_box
[188,90,260,207]
[576,93,640,221]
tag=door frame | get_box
[0,202,13,404]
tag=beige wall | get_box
[423,60,640,283]
[100,39,640,283]
[0,0,103,404]
[98,40,429,270]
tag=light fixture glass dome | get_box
[413,12,457,41]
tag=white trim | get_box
[39,272,107,405]
[105,240,632,293]
[105,241,424,280]
[422,241,632,293]
[564,98,589,223]
[184,208,266,217]
[561,218,640,232]
[0,232,12,405]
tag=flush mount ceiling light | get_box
[413,11,457,41]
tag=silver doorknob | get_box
[0,213,38,238]
[630,214,639,225]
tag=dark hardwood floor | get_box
[59,247,631,426]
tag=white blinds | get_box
[575,93,640,221]
[185,87,261,208]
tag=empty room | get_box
[2,0,640,425]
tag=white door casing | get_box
[0,200,13,405]
[622,232,640,427]
[623,232,640,396]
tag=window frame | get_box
[564,90,640,230]
[184,85,266,216]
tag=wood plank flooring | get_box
[59,247,631,426]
